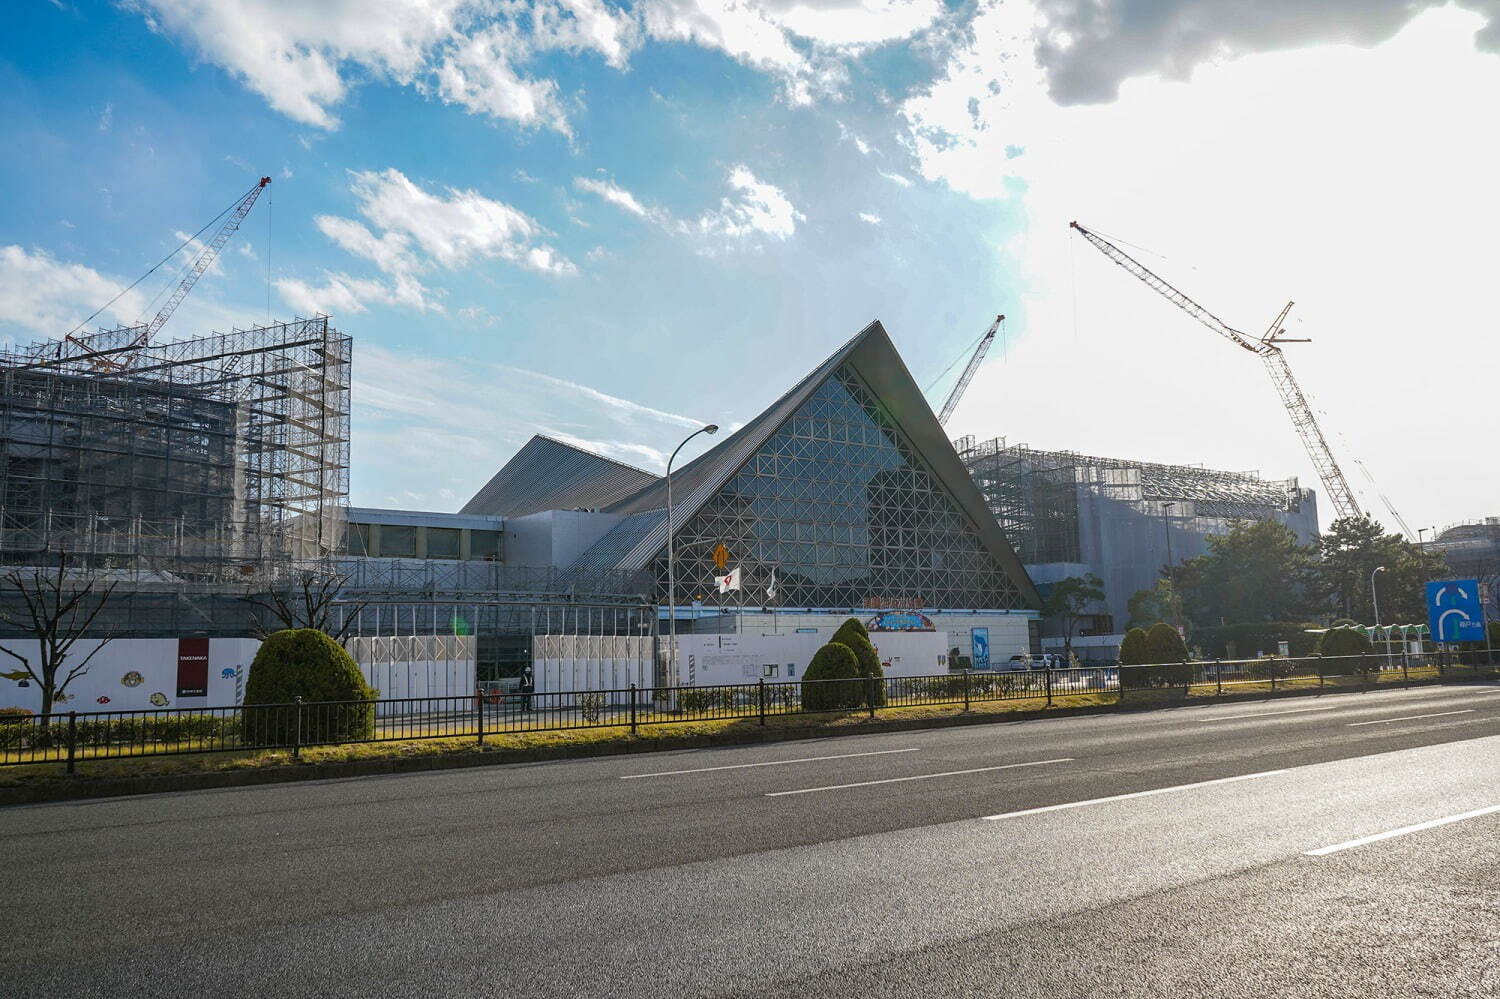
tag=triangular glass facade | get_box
[656,364,1029,610]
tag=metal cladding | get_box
[459,434,659,518]
[565,320,1042,611]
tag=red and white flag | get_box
[717,566,742,593]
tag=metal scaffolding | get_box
[956,435,1309,564]
[0,315,351,583]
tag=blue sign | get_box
[867,611,935,632]
[1427,579,1486,642]
[971,627,990,670]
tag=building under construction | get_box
[0,316,352,635]
[957,435,1318,648]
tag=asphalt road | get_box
[5,681,1500,997]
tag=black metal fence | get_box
[2,650,1493,773]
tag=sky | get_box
[1,0,1496,533]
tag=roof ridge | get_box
[531,433,661,478]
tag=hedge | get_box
[801,642,864,712]
[242,629,376,745]
[1315,627,1374,657]
[832,618,886,707]
[1192,622,1321,659]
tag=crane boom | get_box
[1068,220,1365,522]
[938,314,1002,425]
[126,177,271,358]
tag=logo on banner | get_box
[716,566,742,593]
[176,638,210,698]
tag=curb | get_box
[0,673,1472,806]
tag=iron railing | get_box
[2,651,1493,773]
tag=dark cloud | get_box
[1033,0,1500,104]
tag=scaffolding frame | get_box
[0,316,350,583]
[957,436,1307,564]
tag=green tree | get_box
[1118,627,1151,665]
[1145,622,1188,663]
[1176,520,1314,627]
[1042,573,1106,662]
[1314,515,1448,624]
[242,629,376,744]
[801,642,863,712]
[831,618,886,707]
[1127,578,1182,630]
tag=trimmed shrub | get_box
[1245,657,1297,681]
[242,629,376,746]
[0,706,33,723]
[1121,623,1192,688]
[801,642,864,712]
[1118,628,1151,666]
[1315,626,1374,658]
[832,619,886,707]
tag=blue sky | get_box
[3,0,1497,529]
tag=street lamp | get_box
[666,424,718,687]
[1370,565,1386,626]
[1161,502,1176,575]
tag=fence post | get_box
[759,679,769,726]
[66,711,77,775]
[1044,666,1053,707]
[1118,665,1126,703]
[292,696,303,759]
[1270,660,1277,693]
[475,687,484,746]
[630,683,640,734]
[1216,659,1223,697]
[1402,652,1410,688]
[1362,653,1371,691]
[962,669,971,712]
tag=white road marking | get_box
[1197,704,1345,723]
[620,748,920,779]
[1346,710,1475,727]
[1305,804,1500,856]
[981,769,1289,820]
[766,758,1073,797]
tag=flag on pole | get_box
[717,565,741,593]
[766,569,777,601]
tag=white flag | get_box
[766,569,777,600]
[717,565,741,593]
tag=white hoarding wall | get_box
[0,638,259,713]
[533,635,653,695]
[0,635,477,716]
[345,635,477,709]
[675,630,949,687]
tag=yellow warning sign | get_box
[711,543,731,571]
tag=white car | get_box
[1005,654,1065,671]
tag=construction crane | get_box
[938,314,1003,425]
[1068,221,1366,523]
[65,176,271,370]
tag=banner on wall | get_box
[176,638,209,698]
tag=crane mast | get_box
[1068,221,1364,522]
[938,314,1003,425]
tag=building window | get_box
[427,527,460,559]
[347,523,371,556]
[382,524,417,558]
[470,530,501,560]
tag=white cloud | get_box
[574,176,653,219]
[433,24,572,134]
[171,229,227,277]
[97,102,113,131]
[0,245,147,338]
[350,343,706,506]
[294,168,575,316]
[693,165,804,240]
[130,0,941,131]
[878,168,913,187]
[858,211,882,224]
[913,4,1500,528]
[576,166,805,247]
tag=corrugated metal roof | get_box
[459,435,660,518]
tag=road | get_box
[5,681,1500,997]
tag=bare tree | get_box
[244,568,364,642]
[0,551,117,719]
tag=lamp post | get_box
[1161,502,1180,628]
[665,424,718,687]
[1371,564,1388,671]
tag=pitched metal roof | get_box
[459,435,660,518]
[573,320,1042,609]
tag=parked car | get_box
[1004,654,1066,671]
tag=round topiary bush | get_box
[1118,627,1150,665]
[243,629,376,746]
[801,642,863,712]
[1120,622,1192,688]
[1315,626,1374,658]
[832,618,886,707]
